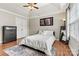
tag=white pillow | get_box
[39,30,43,34]
[43,30,53,36]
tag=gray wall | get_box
[0,11,16,43]
[0,9,29,44]
[29,13,65,39]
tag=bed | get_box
[19,30,56,56]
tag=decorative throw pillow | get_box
[38,30,43,34]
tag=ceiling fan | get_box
[23,3,39,10]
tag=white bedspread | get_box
[20,34,56,55]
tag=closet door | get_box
[16,17,27,39]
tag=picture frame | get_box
[40,17,53,26]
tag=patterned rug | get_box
[4,45,56,56]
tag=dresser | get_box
[2,26,17,44]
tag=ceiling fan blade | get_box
[23,5,29,7]
[27,3,32,5]
[34,3,37,5]
[27,3,37,5]
[23,3,39,10]
[33,6,39,9]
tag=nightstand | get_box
[17,37,26,45]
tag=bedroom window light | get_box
[68,3,79,56]
[78,22,79,39]
[75,23,77,38]
[76,4,79,19]
[69,4,79,41]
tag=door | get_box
[16,17,27,39]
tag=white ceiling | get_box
[0,3,67,17]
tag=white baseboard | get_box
[0,40,2,44]
[69,44,77,56]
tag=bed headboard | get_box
[38,30,55,36]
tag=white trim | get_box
[69,43,77,56]
[0,39,2,44]
[70,34,79,42]
[29,10,65,19]
[0,8,25,18]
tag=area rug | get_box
[4,45,56,56]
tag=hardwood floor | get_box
[0,41,17,56]
[0,40,72,56]
[53,41,73,56]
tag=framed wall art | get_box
[40,17,53,26]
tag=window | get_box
[69,4,79,41]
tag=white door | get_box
[16,17,27,39]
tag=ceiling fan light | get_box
[28,6,35,10]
